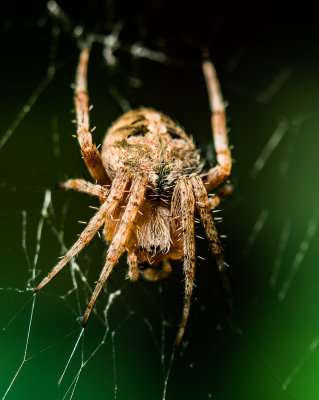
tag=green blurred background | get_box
[1,1,319,399]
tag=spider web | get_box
[1,2,319,400]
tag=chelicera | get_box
[35,46,232,346]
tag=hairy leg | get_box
[82,173,147,325]
[202,59,231,191]
[172,179,196,346]
[35,171,129,292]
[60,178,109,199]
[190,175,232,313]
[75,47,110,185]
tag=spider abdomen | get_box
[101,108,202,187]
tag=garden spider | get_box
[35,46,232,346]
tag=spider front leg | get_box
[190,175,232,313]
[82,173,147,325]
[35,171,129,292]
[202,59,232,191]
[172,179,196,346]
[75,47,110,185]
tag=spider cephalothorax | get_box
[35,47,232,346]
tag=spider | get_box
[35,46,232,346]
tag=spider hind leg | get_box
[75,47,110,185]
[202,59,231,192]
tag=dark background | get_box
[1,1,319,399]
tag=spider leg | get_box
[172,179,196,346]
[202,59,232,191]
[75,47,110,185]
[82,173,147,326]
[190,175,233,313]
[60,179,109,199]
[35,171,129,292]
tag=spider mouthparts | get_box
[138,262,150,271]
